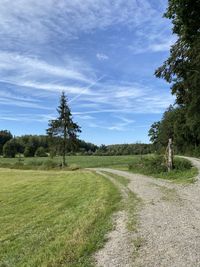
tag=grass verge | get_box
[102,171,142,260]
[0,169,121,267]
[100,171,141,234]
[128,155,198,183]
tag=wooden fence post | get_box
[167,138,173,172]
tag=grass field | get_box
[0,169,121,267]
[0,155,197,183]
[0,155,136,169]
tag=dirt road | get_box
[94,157,200,267]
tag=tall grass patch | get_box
[129,156,197,183]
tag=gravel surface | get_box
[94,171,135,267]
[94,157,200,267]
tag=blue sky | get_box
[0,0,175,145]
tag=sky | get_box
[0,0,176,145]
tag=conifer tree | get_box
[47,92,81,166]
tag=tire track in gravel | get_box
[93,170,138,267]
[93,156,200,267]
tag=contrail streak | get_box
[68,75,106,104]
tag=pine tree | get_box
[47,92,81,166]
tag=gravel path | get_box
[94,157,200,267]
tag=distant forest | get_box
[0,130,151,158]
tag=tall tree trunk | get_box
[62,124,67,167]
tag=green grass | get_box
[128,155,198,183]
[0,154,197,183]
[101,171,141,230]
[151,167,198,183]
[101,171,141,259]
[0,155,137,170]
[0,169,121,267]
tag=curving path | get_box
[94,157,200,267]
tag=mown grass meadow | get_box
[0,155,136,169]
[0,169,121,267]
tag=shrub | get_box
[173,158,192,170]
[143,156,167,173]
[3,140,19,158]
[24,146,35,157]
[129,156,192,175]
[35,147,48,157]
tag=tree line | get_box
[149,0,200,157]
[0,131,98,158]
[0,130,152,158]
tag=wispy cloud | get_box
[73,81,174,115]
[0,0,174,142]
[96,53,109,61]
[0,51,97,99]
[87,115,135,131]
[129,35,176,54]
[0,97,50,110]
[0,0,158,48]
[0,51,94,83]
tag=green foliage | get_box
[0,170,121,267]
[0,130,12,155]
[3,139,23,158]
[173,157,192,170]
[35,147,48,157]
[24,145,35,157]
[148,122,160,145]
[47,92,81,166]
[0,155,137,170]
[153,0,200,154]
[129,155,167,174]
[95,143,152,156]
[128,156,196,183]
[149,105,200,156]
[3,142,16,158]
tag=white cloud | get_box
[73,81,174,115]
[96,53,109,61]
[87,115,135,131]
[0,51,93,84]
[129,35,177,54]
[0,97,50,110]
[149,37,176,52]
[0,51,98,99]
[0,0,158,49]
[0,0,175,128]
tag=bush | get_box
[35,147,48,157]
[129,155,167,174]
[143,156,167,173]
[24,146,35,157]
[2,138,23,158]
[128,156,192,175]
[173,158,192,170]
